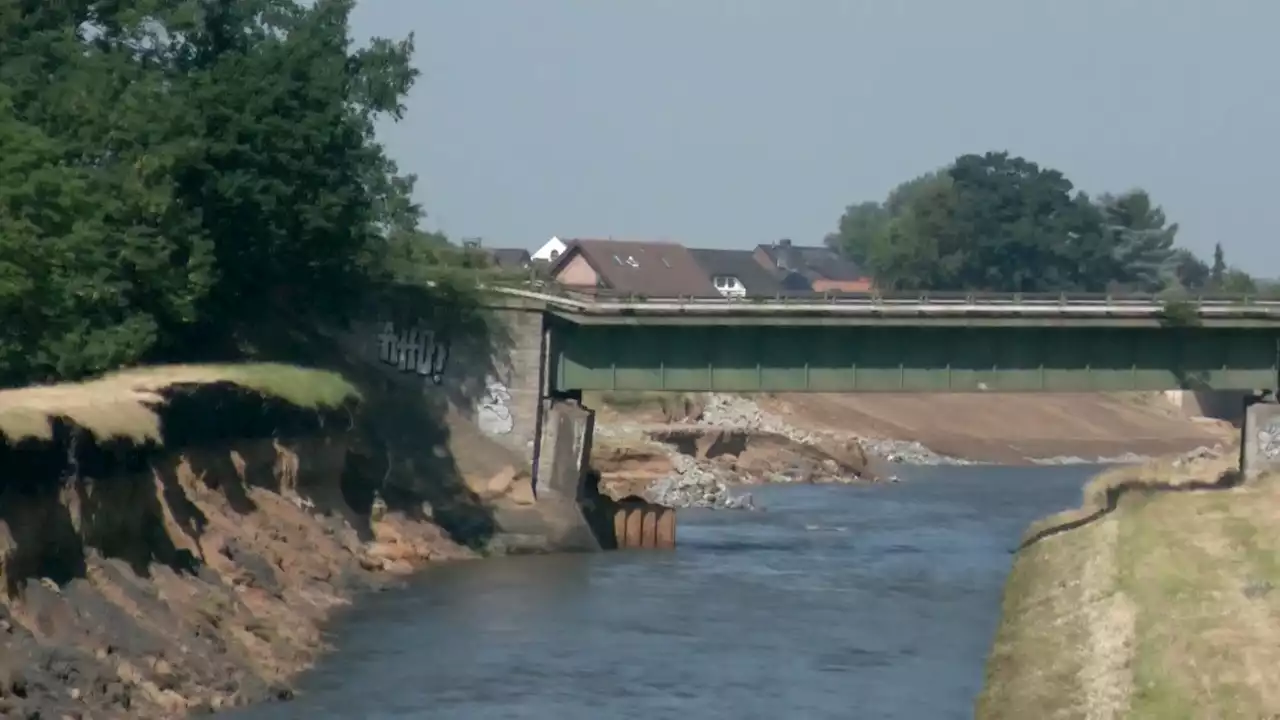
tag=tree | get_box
[826,154,1213,295]
[825,171,951,270]
[0,7,214,383]
[1168,249,1211,292]
[0,0,443,385]
[1219,268,1258,295]
[1098,190,1178,293]
[172,0,422,329]
[1211,242,1227,288]
[825,201,887,266]
[940,152,1114,292]
[867,176,966,290]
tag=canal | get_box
[232,464,1098,719]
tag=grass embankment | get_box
[0,363,360,444]
[978,453,1280,719]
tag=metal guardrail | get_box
[485,285,1280,317]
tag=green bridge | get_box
[500,290,1280,393]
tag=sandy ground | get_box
[756,392,1233,462]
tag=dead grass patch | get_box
[0,363,359,444]
[1116,481,1280,718]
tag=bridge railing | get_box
[522,286,1279,307]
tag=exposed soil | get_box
[0,366,540,719]
[592,428,870,500]
[0,437,483,718]
[756,392,1233,462]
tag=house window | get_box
[549,249,560,260]
[712,275,745,297]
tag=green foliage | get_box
[828,151,1268,296]
[836,153,1121,292]
[0,0,481,387]
[1211,243,1227,286]
[1169,249,1211,292]
[1218,268,1258,295]
[0,12,214,383]
[825,171,949,271]
[1156,297,1202,328]
[1099,190,1178,293]
[1257,279,1280,300]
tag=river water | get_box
[234,464,1098,720]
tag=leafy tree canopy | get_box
[0,0,473,386]
[828,151,1260,296]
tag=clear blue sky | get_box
[352,1,1279,270]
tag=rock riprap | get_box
[697,394,972,465]
[644,454,756,510]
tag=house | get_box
[548,239,718,296]
[689,248,784,298]
[532,236,568,262]
[753,238,873,292]
[483,247,533,271]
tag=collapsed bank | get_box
[0,361,656,718]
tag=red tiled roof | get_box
[551,239,717,296]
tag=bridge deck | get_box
[479,288,1280,393]
[550,321,1279,393]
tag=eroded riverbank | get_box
[231,465,1102,720]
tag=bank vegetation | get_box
[0,0,507,391]
[978,451,1280,719]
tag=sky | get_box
[352,1,1280,269]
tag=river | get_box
[232,464,1099,719]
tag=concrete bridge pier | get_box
[1240,391,1280,482]
[526,398,604,551]
[527,397,676,551]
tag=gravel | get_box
[600,393,1219,509]
[696,394,975,466]
[1029,452,1151,466]
[644,453,756,510]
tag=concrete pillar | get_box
[526,399,604,551]
[1241,392,1280,482]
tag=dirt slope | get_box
[0,365,537,718]
[757,392,1232,462]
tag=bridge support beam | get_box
[1240,392,1280,482]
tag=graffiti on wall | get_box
[477,379,514,435]
[1261,415,1280,460]
[375,321,516,437]
[376,321,450,384]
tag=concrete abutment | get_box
[1241,391,1280,482]
[331,299,675,554]
[521,397,676,552]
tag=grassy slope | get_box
[0,363,359,444]
[977,457,1280,719]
